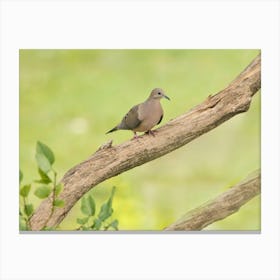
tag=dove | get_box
[106,88,170,139]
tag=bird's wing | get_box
[119,104,142,130]
[157,114,163,125]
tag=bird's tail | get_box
[106,126,118,134]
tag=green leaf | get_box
[109,219,119,230]
[34,185,51,199]
[19,170,23,184]
[98,203,113,222]
[98,187,116,222]
[54,199,65,208]
[54,183,63,196]
[20,184,31,197]
[81,226,90,231]
[81,195,96,216]
[87,196,95,216]
[19,216,28,231]
[76,217,89,225]
[35,153,51,173]
[35,168,52,184]
[42,226,56,231]
[36,141,55,164]
[107,186,115,210]
[81,197,87,215]
[92,218,102,230]
[24,204,34,217]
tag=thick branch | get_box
[165,171,261,231]
[30,54,261,230]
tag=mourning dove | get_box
[106,88,170,139]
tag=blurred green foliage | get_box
[19,49,260,230]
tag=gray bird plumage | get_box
[106,88,170,138]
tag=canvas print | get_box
[19,49,261,231]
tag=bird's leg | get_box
[146,130,156,137]
[132,131,139,140]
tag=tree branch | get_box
[30,54,261,230]
[165,171,260,231]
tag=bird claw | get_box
[145,130,156,137]
[132,132,139,140]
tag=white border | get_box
[1,1,279,279]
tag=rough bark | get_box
[30,54,261,230]
[165,171,261,231]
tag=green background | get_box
[19,49,260,230]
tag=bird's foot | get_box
[132,132,139,140]
[145,130,156,137]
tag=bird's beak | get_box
[163,94,170,101]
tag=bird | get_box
[106,88,170,139]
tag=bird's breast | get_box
[134,101,163,132]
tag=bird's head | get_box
[149,88,170,101]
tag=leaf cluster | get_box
[77,187,118,231]
[20,141,119,231]
[19,141,64,230]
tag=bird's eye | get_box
[158,92,161,95]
